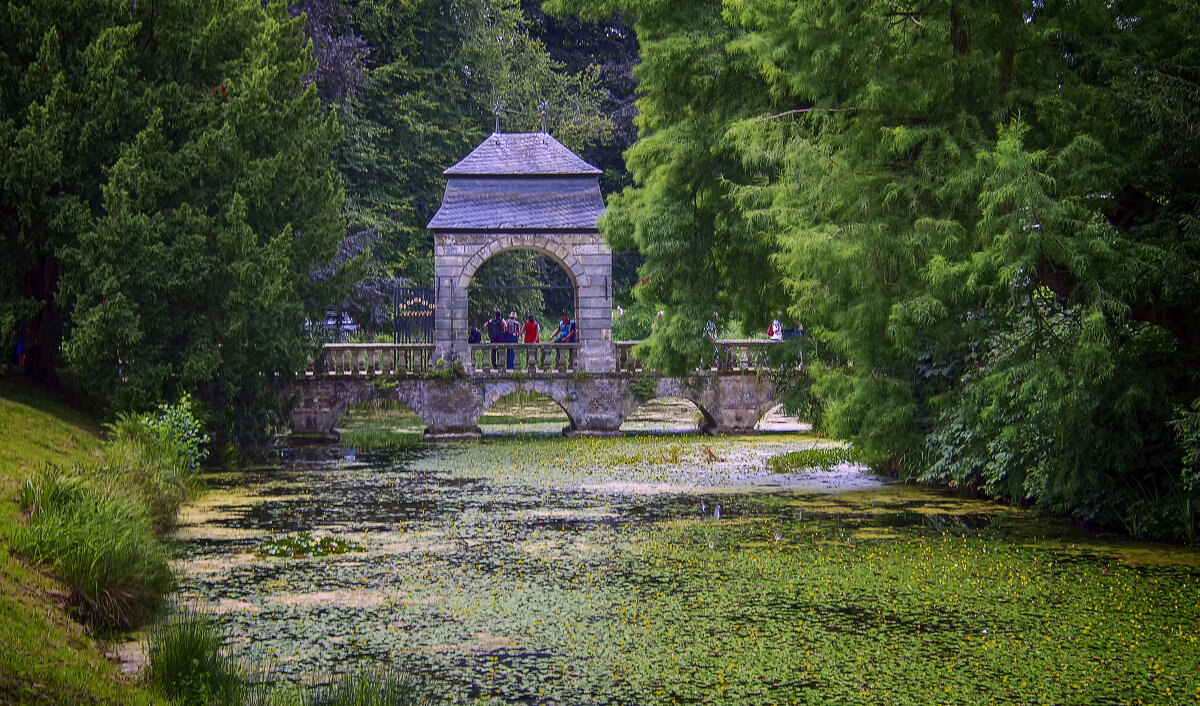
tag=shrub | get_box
[629,376,658,402]
[146,607,246,705]
[17,465,174,629]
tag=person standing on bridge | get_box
[487,311,505,369]
[505,311,521,369]
[551,313,577,368]
[523,314,541,367]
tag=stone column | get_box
[571,234,616,374]
[433,235,470,369]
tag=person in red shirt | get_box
[523,315,540,343]
[523,315,540,367]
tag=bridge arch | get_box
[479,387,577,432]
[455,238,586,294]
[619,395,718,434]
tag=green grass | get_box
[769,445,862,472]
[146,606,254,705]
[16,466,175,629]
[0,378,162,704]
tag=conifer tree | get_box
[554,0,1200,537]
[1,0,348,446]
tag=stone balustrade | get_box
[469,343,580,374]
[307,343,436,377]
[307,339,787,379]
[617,339,785,373]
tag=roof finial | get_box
[538,100,548,133]
[493,101,504,133]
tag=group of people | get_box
[469,311,576,369]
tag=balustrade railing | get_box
[469,343,580,374]
[306,339,786,378]
[307,343,436,377]
[617,339,784,374]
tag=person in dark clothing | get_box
[486,311,505,368]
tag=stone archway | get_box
[427,131,615,373]
[434,232,614,373]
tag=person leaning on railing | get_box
[550,314,577,368]
[523,315,541,367]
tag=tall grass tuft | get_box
[17,464,174,629]
[304,669,435,706]
[146,606,249,705]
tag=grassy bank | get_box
[0,379,162,704]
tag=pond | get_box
[171,430,1200,704]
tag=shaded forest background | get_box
[2,0,1198,540]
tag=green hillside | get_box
[0,379,159,705]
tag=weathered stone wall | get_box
[433,231,615,374]
[288,373,779,440]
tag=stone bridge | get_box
[289,341,788,440]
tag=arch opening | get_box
[464,249,579,371]
[754,403,812,434]
[338,398,427,449]
[479,391,573,435]
[619,396,713,436]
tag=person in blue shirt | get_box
[550,314,577,367]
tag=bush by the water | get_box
[147,608,432,705]
[146,607,257,705]
[769,446,860,473]
[15,395,208,628]
[17,466,174,629]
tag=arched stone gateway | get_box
[428,132,615,373]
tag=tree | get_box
[554,0,1200,538]
[1,0,348,447]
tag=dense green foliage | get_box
[0,0,349,446]
[17,466,173,629]
[146,607,252,705]
[0,382,164,704]
[552,0,1200,539]
[14,396,207,629]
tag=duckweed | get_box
[173,436,1200,704]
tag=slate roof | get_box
[444,132,602,176]
[427,177,604,231]
[428,132,605,231]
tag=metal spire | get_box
[493,101,504,133]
